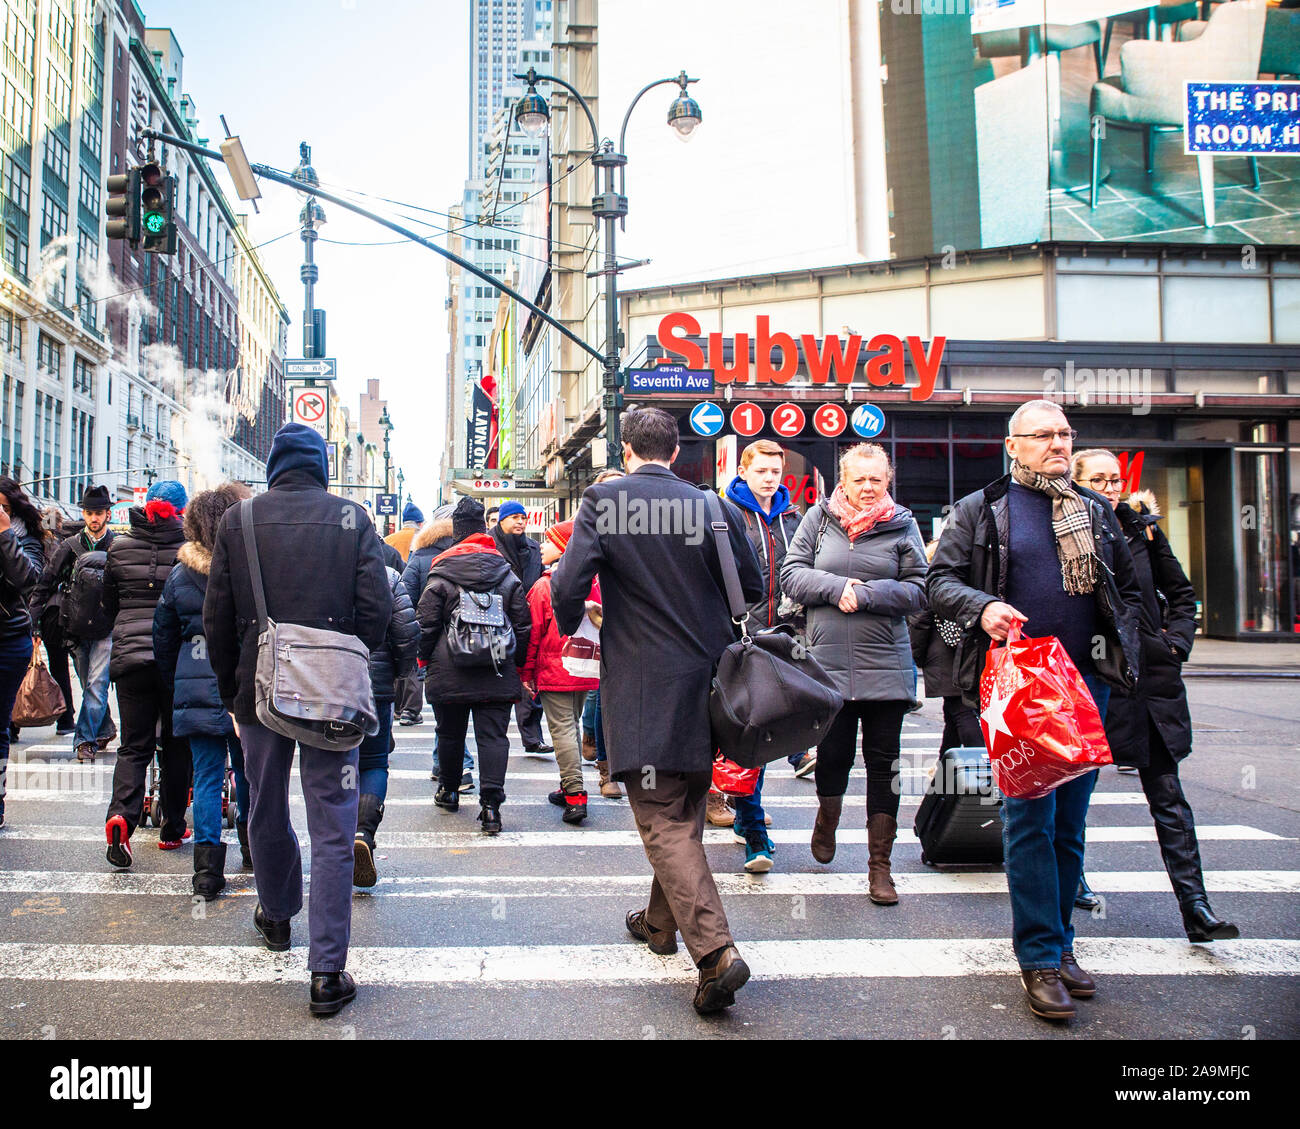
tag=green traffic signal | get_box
[143,211,166,235]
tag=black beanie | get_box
[80,484,111,511]
[266,422,329,488]
[452,496,487,542]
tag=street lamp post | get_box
[378,407,393,534]
[513,68,701,470]
[292,143,327,360]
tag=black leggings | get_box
[941,695,983,753]
[814,699,909,818]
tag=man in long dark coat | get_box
[551,407,763,1015]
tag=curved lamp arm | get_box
[513,68,600,154]
[617,72,699,220]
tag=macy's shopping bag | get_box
[712,754,760,797]
[978,622,1112,800]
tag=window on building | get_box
[2,154,29,212]
[3,75,32,140]
[77,168,99,214]
[44,131,69,183]
[37,332,62,377]
[2,227,25,278]
[76,225,97,265]
[40,193,67,245]
[73,354,92,394]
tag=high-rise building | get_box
[468,0,550,180]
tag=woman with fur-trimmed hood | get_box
[154,482,253,900]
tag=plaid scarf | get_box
[1010,460,1098,595]
[825,483,896,543]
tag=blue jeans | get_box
[189,732,248,845]
[359,699,394,803]
[72,636,114,746]
[432,731,475,777]
[732,766,767,836]
[0,633,34,808]
[1001,674,1111,970]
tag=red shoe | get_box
[158,828,194,850]
[105,815,132,869]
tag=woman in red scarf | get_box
[781,444,929,904]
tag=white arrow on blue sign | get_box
[284,357,337,379]
[850,403,886,438]
[689,401,725,437]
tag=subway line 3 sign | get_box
[715,400,883,440]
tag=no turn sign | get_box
[292,386,330,438]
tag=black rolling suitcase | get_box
[914,746,1004,866]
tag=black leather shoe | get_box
[626,908,678,955]
[254,903,290,952]
[1059,950,1097,998]
[309,971,357,1016]
[1074,875,1101,912]
[1020,969,1075,1021]
[434,785,459,812]
[478,803,502,836]
[1182,899,1240,943]
[524,743,555,755]
[693,946,750,1014]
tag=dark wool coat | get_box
[781,503,928,703]
[1102,501,1197,767]
[370,566,420,702]
[203,466,393,724]
[416,537,531,706]
[102,506,185,680]
[926,474,1143,709]
[550,464,764,781]
[29,526,115,633]
[492,525,543,592]
[0,520,43,642]
[153,541,233,738]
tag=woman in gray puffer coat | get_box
[781,443,927,905]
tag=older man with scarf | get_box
[927,400,1142,1024]
[491,500,551,754]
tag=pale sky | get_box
[141,0,866,496]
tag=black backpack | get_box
[59,550,112,640]
[446,585,516,675]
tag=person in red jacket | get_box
[521,520,599,824]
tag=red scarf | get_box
[429,532,502,570]
[825,483,896,542]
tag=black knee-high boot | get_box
[1143,771,1238,942]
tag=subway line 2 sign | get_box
[656,312,946,400]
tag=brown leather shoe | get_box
[810,795,842,864]
[1059,950,1097,998]
[598,759,622,798]
[581,731,598,761]
[706,789,734,827]
[625,909,678,955]
[1020,969,1076,1021]
[693,946,750,1014]
[866,813,899,905]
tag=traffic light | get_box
[104,167,141,245]
[139,162,177,255]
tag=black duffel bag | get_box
[704,492,843,769]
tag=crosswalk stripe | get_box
[1,869,1294,899]
[0,823,1285,847]
[0,937,1295,983]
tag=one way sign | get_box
[284,357,337,379]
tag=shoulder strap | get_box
[239,498,269,631]
[704,491,748,624]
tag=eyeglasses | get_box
[1085,475,1125,489]
[1009,428,1078,443]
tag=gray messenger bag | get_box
[240,499,379,751]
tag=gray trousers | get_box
[394,670,422,718]
[240,719,359,973]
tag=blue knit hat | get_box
[266,422,328,487]
[497,500,526,521]
[145,479,188,512]
[402,501,424,524]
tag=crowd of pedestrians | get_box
[0,400,1239,1021]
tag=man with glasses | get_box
[927,399,1142,1024]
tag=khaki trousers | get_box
[539,689,586,792]
[624,769,733,964]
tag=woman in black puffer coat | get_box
[352,565,419,888]
[154,483,252,898]
[0,478,45,828]
[102,480,191,868]
[1072,451,1237,944]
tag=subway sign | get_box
[656,312,946,401]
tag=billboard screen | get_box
[878,0,1298,258]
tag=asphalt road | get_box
[1,679,1297,1040]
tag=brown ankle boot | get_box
[867,813,899,905]
[597,759,621,798]
[810,795,843,864]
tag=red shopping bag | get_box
[978,622,1112,800]
[712,753,760,797]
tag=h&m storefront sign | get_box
[656,312,946,401]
